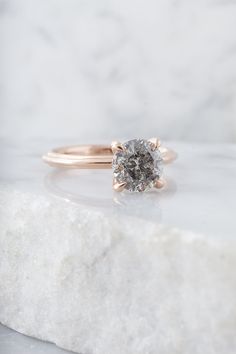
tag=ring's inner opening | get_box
[55,145,113,156]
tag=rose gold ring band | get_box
[42,144,177,169]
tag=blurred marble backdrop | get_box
[1,0,236,142]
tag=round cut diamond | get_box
[112,139,163,192]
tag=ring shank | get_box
[43,144,177,169]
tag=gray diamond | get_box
[112,139,163,192]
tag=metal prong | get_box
[113,180,126,192]
[148,138,161,150]
[154,178,165,189]
[111,141,124,154]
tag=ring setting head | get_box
[112,138,163,192]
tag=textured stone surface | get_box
[0,140,236,354]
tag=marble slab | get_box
[0,139,236,354]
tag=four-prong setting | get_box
[111,141,124,154]
[113,180,127,192]
[112,138,164,192]
[154,178,165,189]
[148,138,161,151]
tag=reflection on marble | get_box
[44,168,178,221]
[0,140,236,354]
[1,0,236,142]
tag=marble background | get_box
[1,0,236,143]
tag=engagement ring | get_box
[43,138,177,192]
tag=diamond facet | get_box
[112,139,163,192]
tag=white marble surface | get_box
[0,139,236,354]
[1,0,236,142]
